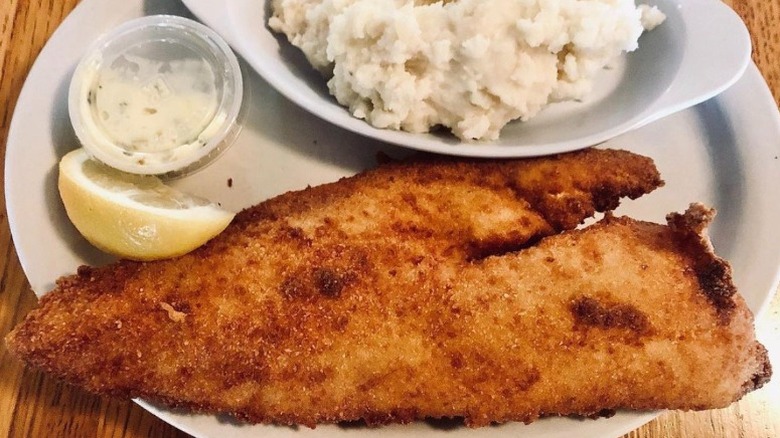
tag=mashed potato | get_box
[270,0,665,141]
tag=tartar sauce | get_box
[77,55,224,167]
[68,15,243,176]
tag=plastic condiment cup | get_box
[68,15,243,177]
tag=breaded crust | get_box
[7,150,769,428]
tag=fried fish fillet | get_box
[6,149,769,427]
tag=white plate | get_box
[182,0,751,157]
[5,1,780,438]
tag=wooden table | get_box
[1,1,778,437]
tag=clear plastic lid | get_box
[68,15,243,177]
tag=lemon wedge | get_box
[58,148,234,261]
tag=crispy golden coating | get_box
[7,149,768,428]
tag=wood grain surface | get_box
[1,1,778,437]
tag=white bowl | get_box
[182,0,750,157]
